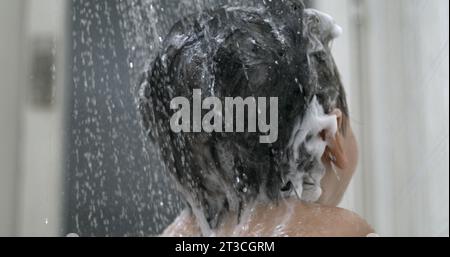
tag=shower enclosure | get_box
[0,0,448,236]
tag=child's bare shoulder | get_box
[286,202,375,237]
[161,210,200,237]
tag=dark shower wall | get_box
[66,0,184,236]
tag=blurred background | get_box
[0,0,448,236]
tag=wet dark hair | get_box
[138,0,348,233]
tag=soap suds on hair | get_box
[139,0,349,236]
[284,96,338,202]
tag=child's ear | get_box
[320,109,348,169]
